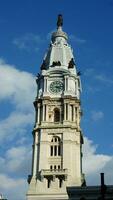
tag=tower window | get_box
[44,105,46,121]
[50,136,61,156]
[50,146,53,156]
[54,165,56,170]
[58,165,60,170]
[66,104,68,120]
[58,145,61,156]
[54,145,57,156]
[54,108,60,122]
[47,179,51,188]
[59,179,63,188]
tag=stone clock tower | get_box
[27,15,85,200]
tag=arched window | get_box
[50,136,61,156]
[54,108,60,122]
[58,165,60,170]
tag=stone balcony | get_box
[40,169,68,181]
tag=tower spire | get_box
[57,14,63,28]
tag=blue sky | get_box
[0,0,113,200]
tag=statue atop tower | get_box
[57,14,63,27]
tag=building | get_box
[27,15,113,200]
[27,14,85,200]
[0,194,7,200]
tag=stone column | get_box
[46,104,48,121]
[76,80,79,98]
[66,77,68,91]
[75,106,77,125]
[64,103,66,120]
[71,105,74,121]
[76,107,79,127]
[42,104,47,121]
[68,104,70,121]
[64,77,67,91]
[32,132,38,177]
[75,81,77,95]
[38,104,40,124]
[44,77,47,92]
[73,105,75,122]
[44,77,45,92]
[42,104,45,121]
[64,76,68,91]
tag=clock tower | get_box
[27,15,85,200]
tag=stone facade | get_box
[27,15,85,200]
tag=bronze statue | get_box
[57,14,63,27]
[68,58,75,69]
[52,61,61,67]
[41,60,46,70]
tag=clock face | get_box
[49,81,64,94]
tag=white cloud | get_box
[46,29,56,40]
[0,174,27,200]
[91,110,104,121]
[95,74,113,85]
[0,58,36,111]
[84,68,95,76]
[16,136,29,145]
[69,34,86,44]
[0,59,34,199]
[13,33,44,52]
[0,111,34,143]
[0,59,36,143]
[84,68,113,86]
[83,68,113,95]
[0,144,31,200]
[0,145,31,177]
[83,137,113,185]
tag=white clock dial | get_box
[49,81,64,93]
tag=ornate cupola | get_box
[27,15,85,200]
[41,14,77,72]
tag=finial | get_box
[57,14,63,28]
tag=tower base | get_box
[27,177,68,200]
